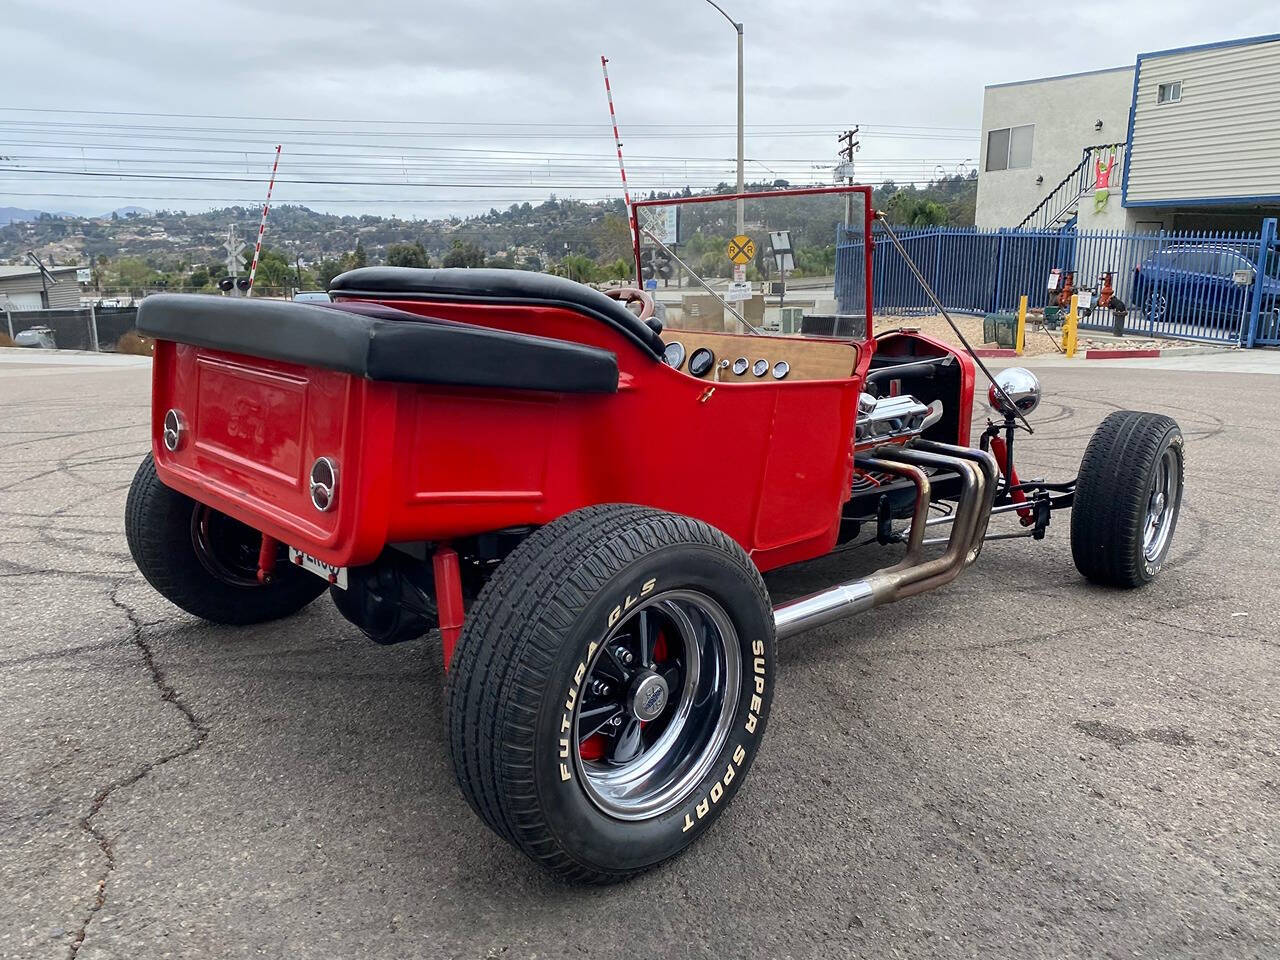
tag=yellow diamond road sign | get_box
[726,234,755,265]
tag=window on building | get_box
[1157,81,1182,104]
[984,124,1034,171]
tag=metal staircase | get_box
[1017,143,1125,230]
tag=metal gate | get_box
[1245,218,1280,347]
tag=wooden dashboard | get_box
[661,329,860,382]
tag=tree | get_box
[251,248,294,288]
[885,193,948,227]
[315,258,345,288]
[386,241,430,268]
[442,240,486,269]
[592,214,633,263]
[600,258,632,282]
[554,253,598,283]
[352,239,368,268]
[108,257,156,289]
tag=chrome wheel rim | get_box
[573,589,741,821]
[1143,447,1179,562]
[1146,291,1166,320]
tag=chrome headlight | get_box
[988,367,1042,416]
[309,457,338,513]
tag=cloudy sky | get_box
[1,0,1273,219]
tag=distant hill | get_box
[0,175,976,273]
[0,206,76,226]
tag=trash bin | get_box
[982,312,1018,349]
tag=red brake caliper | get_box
[579,629,670,762]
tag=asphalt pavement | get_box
[2,351,1278,960]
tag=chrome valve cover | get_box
[855,393,932,444]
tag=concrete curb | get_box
[1085,348,1162,359]
[1081,345,1233,360]
[990,344,1234,362]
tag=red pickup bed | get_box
[140,270,869,574]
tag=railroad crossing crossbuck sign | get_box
[727,234,755,265]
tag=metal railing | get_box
[1017,143,1126,231]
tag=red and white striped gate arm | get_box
[246,144,282,296]
[600,57,638,270]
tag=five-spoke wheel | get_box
[573,590,741,820]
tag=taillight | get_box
[162,409,186,452]
[309,457,338,513]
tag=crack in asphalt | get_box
[66,583,209,960]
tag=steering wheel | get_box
[604,287,656,322]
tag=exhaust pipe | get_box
[773,441,997,640]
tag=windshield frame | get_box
[630,184,875,343]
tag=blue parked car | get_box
[1131,245,1279,329]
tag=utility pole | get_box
[704,1,744,235]
[838,128,860,228]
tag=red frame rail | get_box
[630,184,876,343]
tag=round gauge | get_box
[752,358,769,377]
[732,356,749,375]
[663,341,686,369]
[772,360,790,380]
[688,347,715,377]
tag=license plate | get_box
[288,547,348,589]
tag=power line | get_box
[0,121,979,142]
[0,176,947,207]
[0,105,981,133]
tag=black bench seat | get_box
[136,294,619,394]
[330,267,665,360]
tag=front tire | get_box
[125,453,327,624]
[1071,411,1184,587]
[445,504,774,882]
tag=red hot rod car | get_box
[125,186,1183,882]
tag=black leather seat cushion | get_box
[137,294,618,393]
[330,267,663,359]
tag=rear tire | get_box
[445,504,774,883]
[125,453,327,624]
[1071,411,1184,587]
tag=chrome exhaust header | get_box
[773,441,997,640]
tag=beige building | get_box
[975,33,1280,233]
[976,66,1134,230]
[0,264,85,310]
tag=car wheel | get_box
[1144,289,1168,322]
[1071,411,1184,587]
[445,504,774,882]
[125,453,328,623]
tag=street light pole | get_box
[704,0,745,236]
[736,21,744,235]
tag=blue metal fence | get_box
[836,219,1280,346]
[1246,217,1280,347]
